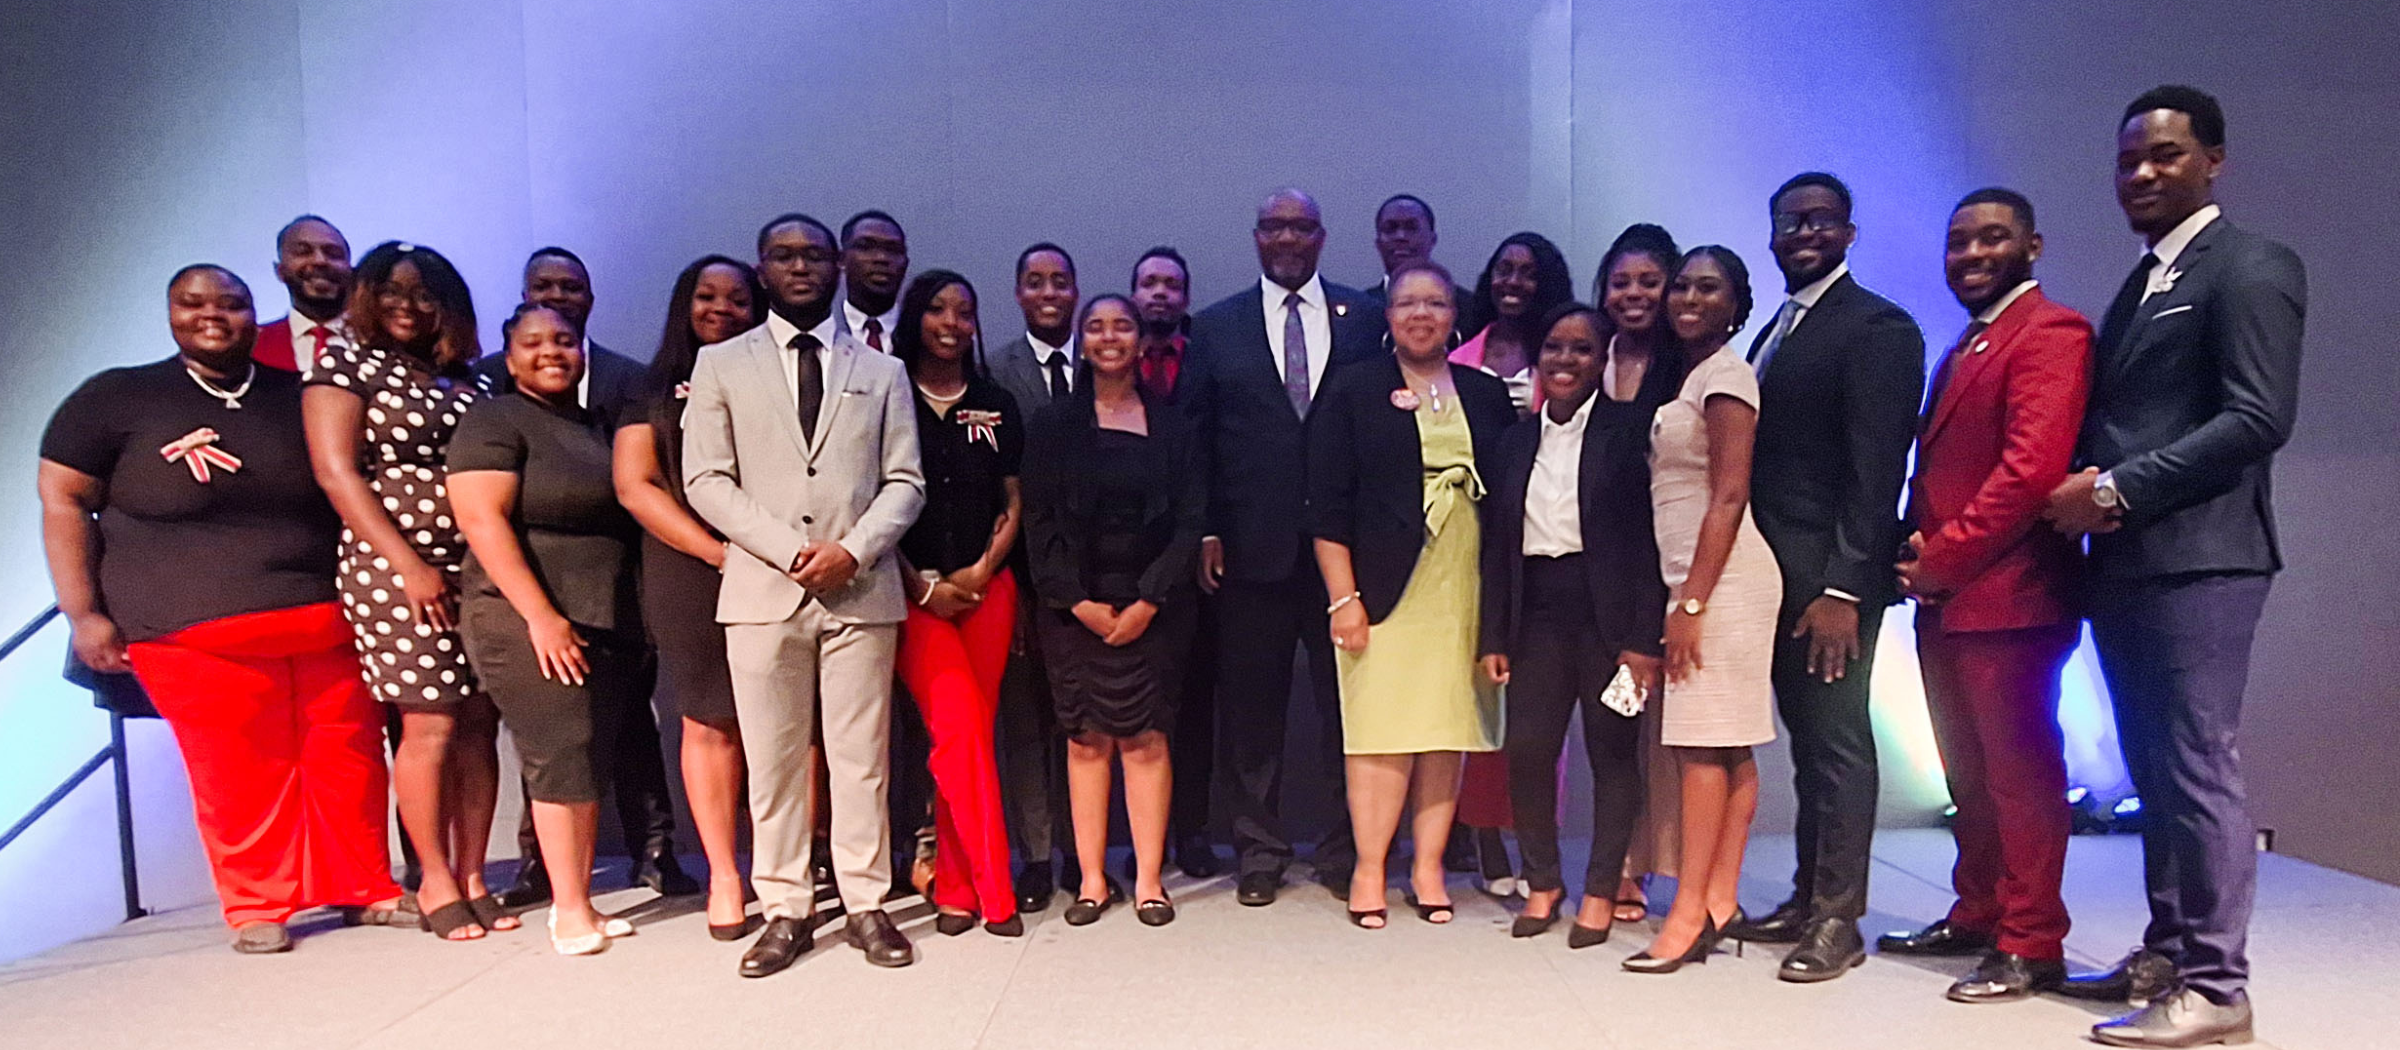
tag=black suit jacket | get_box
[1183,278,1388,583]
[1306,357,1513,623]
[2079,217,2304,580]
[1747,273,1925,611]
[1478,366,1676,661]
[472,340,648,433]
[1021,386,1206,610]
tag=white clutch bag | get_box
[1600,663,1646,718]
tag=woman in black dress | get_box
[449,303,644,955]
[303,242,509,940]
[1022,295,1204,928]
[612,254,764,937]
[1478,301,1675,949]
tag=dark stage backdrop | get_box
[2,0,2392,961]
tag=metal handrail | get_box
[0,603,145,922]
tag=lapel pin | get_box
[1334,303,1348,317]
[2156,268,2182,294]
[1971,339,1989,355]
[1390,388,1420,411]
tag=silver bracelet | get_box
[1327,591,1362,616]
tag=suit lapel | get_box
[810,335,864,460]
[745,329,812,457]
[2108,220,2223,383]
[1924,289,2038,443]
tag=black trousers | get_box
[2090,572,2268,999]
[1504,555,1643,896]
[997,594,1069,867]
[1768,598,1886,922]
[1169,593,1218,843]
[510,644,674,860]
[1215,568,1352,878]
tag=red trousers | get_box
[1916,612,2079,959]
[898,568,1019,922]
[126,602,401,927]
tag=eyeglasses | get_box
[1774,211,1848,237]
[375,287,438,310]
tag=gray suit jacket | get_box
[682,323,925,625]
[983,334,1069,417]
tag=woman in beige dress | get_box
[1625,246,1782,973]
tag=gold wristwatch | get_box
[1677,597,1706,616]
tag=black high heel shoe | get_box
[1511,910,1560,939]
[1348,907,1388,929]
[1567,922,1612,949]
[1622,915,1722,974]
[1403,893,1455,924]
[934,911,976,937]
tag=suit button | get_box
[807,467,817,476]
[802,515,814,525]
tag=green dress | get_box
[1336,394,1503,755]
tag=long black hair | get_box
[348,241,479,371]
[647,254,764,395]
[891,269,983,379]
[1465,231,1573,337]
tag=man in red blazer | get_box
[252,215,352,374]
[1882,187,2092,1005]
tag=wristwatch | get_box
[1677,597,1706,616]
[2093,472,2123,511]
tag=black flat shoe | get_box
[708,915,758,942]
[494,858,552,910]
[843,909,915,968]
[1878,918,1995,957]
[1235,871,1280,907]
[739,915,813,977]
[1724,900,1806,943]
[1174,836,1222,879]
[1136,899,1176,927]
[1404,893,1454,924]
[1348,908,1388,929]
[984,915,1025,937]
[1778,917,1867,983]
[1623,915,1721,974]
[1947,950,2067,1004]
[1511,910,1560,939]
[2060,947,2180,1007]
[1016,862,1055,914]
[1063,895,1111,926]
[934,911,976,937]
[1567,923,1612,949]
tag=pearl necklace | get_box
[187,362,256,409]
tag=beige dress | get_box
[1648,349,1781,747]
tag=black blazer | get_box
[1478,364,1677,661]
[1746,273,1925,611]
[1021,386,1206,610]
[473,340,650,433]
[2080,217,2304,580]
[1306,357,1514,623]
[1183,279,1388,583]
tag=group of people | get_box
[37,84,2300,1049]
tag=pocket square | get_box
[2149,303,2195,320]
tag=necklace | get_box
[187,362,256,409]
[915,380,966,403]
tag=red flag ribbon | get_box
[160,428,242,483]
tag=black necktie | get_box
[2097,252,2160,357]
[1041,353,1069,400]
[1920,320,1986,434]
[792,333,824,443]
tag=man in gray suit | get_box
[684,212,925,976]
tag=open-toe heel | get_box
[1404,894,1455,924]
[465,895,516,932]
[1348,907,1388,929]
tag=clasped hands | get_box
[1074,599,1158,647]
[787,541,861,592]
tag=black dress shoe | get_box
[1878,918,1996,957]
[494,857,552,910]
[1724,900,1808,944]
[738,916,814,978]
[2061,947,2181,1007]
[1175,836,1222,879]
[1947,950,2067,1003]
[843,909,915,968]
[1016,862,1055,914]
[1778,917,1867,983]
[1236,871,1280,907]
[2092,988,2252,1048]
[633,849,702,897]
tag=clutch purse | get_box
[1600,662,1646,718]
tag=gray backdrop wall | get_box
[3,0,2393,961]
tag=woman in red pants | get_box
[892,270,1024,937]
[38,264,410,953]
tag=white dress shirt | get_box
[1259,273,1334,397]
[1974,279,2040,327]
[765,309,841,409]
[289,311,350,380]
[1522,394,1595,556]
[1028,331,1076,396]
[842,296,902,350]
[1782,260,1851,330]
[2143,204,2221,301]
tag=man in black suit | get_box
[1727,174,1925,981]
[1184,188,1385,904]
[1366,194,1437,305]
[2047,86,2302,1050]
[837,210,907,350]
[482,246,698,907]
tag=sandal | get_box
[466,894,519,932]
[419,899,486,941]
[232,922,292,954]
[1404,893,1455,925]
[341,894,421,928]
[1614,895,1650,923]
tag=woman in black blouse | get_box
[1022,294,1204,927]
[1478,301,1674,948]
[40,265,409,953]
[450,303,644,955]
[892,269,1026,937]
[613,254,763,938]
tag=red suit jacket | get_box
[254,317,301,373]
[1907,285,2091,633]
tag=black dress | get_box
[1022,391,1204,738]
[634,380,737,725]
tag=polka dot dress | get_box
[307,342,491,706]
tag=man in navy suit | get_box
[2048,85,2304,1050]
[1183,188,1385,905]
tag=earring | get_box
[1380,330,1394,354]
[1446,328,1463,351]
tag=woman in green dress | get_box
[1307,263,1516,928]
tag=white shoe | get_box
[602,917,635,938]
[1484,876,1522,899]
[547,909,613,956]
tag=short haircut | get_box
[1771,171,1854,217]
[525,245,585,272]
[756,212,834,254]
[501,300,583,344]
[275,214,342,253]
[841,209,906,246]
[1680,245,1755,336]
[1385,260,1460,306]
[1376,193,1436,231]
[1533,300,1601,347]
[1953,187,2037,231]
[2123,84,2225,148]
[168,263,250,299]
[1016,241,1076,281]
[1131,245,1189,288]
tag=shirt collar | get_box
[1539,391,1596,436]
[1788,261,1850,310]
[1262,272,1326,311]
[766,308,840,351]
[842,296,897,340]
[2147,204,2221,273]
[290,311,345,343]
[1972,279,2040,326]
[1027,330,1073,364]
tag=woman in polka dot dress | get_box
[303,242,514,941]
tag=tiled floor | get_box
[1,831,2387,1049]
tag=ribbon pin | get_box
[957,409,1004,452]
[161,428,242,483]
